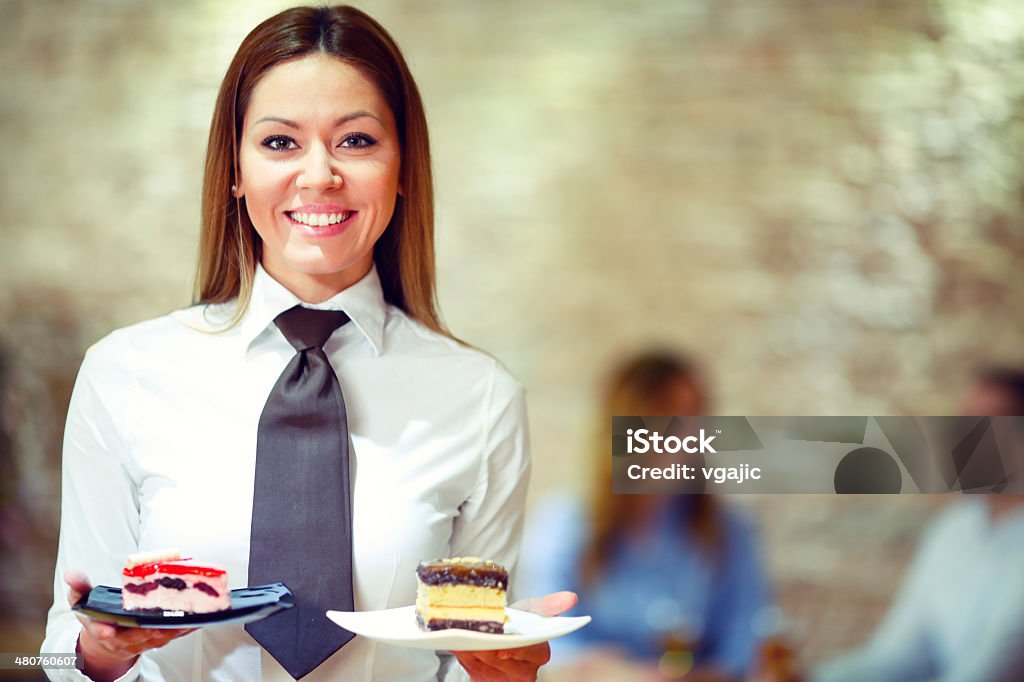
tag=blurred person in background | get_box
[812,367,1024,682]
[518,351,772,682]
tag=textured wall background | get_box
[1,0,1022,674]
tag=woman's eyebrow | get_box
[253,111,382,128]
[333,110,381,126]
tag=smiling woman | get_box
[42,5,569,682]
[235,54,403,302]
[197,4,438,331]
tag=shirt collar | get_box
[238,264,386,356]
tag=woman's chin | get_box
[266,252,373,286]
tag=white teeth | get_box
[289,211,352,226]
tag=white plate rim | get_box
[326,605,591,651]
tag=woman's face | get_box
[236,53,401,302]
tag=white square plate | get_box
[326,606,590,651]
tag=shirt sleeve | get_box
[442,365,531,681]
[700,509,771,679]
[447,365,531,578]
[42,338,144,682]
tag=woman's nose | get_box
[297,146,342,190]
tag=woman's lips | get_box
[285,210,357,237]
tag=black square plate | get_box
[72,582,293,629]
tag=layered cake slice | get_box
[122,549,231,614]
[415,557,508,633]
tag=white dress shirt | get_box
[43,264,531,682]
[814,498,1024,682]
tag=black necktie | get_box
[246,305,355,679]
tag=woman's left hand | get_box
[452,591,578,681]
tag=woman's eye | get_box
[340,133,377,149]
[261,135,297,151]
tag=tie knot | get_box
[273,305,350,351]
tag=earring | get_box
[231,184,237,193]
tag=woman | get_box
[43,6,571,681]
[519,351,770,681]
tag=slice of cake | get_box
[122,549,231,614]
[415,557,508,633]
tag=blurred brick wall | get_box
[1,0,1021,667]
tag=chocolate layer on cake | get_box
[415,558,508,590]
[416,613,504,634]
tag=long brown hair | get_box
[580,351,723,585]
[195,5,444,333]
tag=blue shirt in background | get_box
[516,494,772,679]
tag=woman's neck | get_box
[261,258,372,304]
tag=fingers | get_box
[118,630,188,655]
[64,569,93,606]
[76,617,197,668]
[499,642,551,666]
[78,617,118,640]
[88,624,195,647]
[98,627,166,647]
[453,644,551,681]
[452,651,508,682]
[510,591,579,617]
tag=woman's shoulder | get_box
[383,306,524,393]
[384,305,488,357]
[85,303,236,368]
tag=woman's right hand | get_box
[65,569,196,682]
